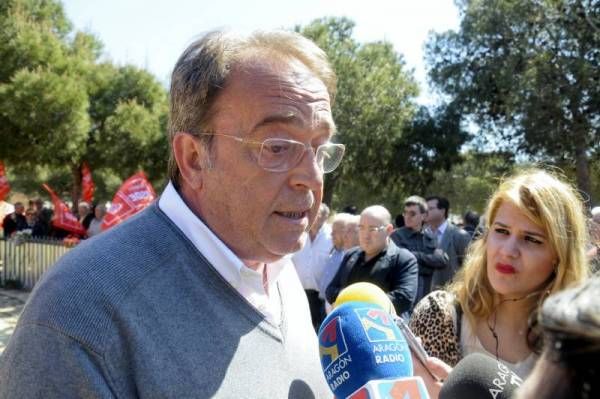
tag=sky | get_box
[61,0,460,105]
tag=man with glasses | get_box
[325,205,418,320]
[390,196,448,304]
[0,30,343,398]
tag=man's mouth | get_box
[275,211,307,220]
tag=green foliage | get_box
[0,68,90,165]
[426,0,600,199]
[299,17,468,211]
[425,151,516,216]
[0,0,168,203]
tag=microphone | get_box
[318,301,429,398]
[334,283,438,381]
[334,282,397,315]
[439,353,523,399]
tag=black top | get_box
[390,227,448,276]
[325,241,418,320]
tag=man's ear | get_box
[385,223,394,235]
[172,132,211,189]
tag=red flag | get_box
[42,183,86,236]
[81,162,95,203]
[102,172,156,230]
[0,161,10,202]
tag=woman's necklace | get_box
[486,292,540,360]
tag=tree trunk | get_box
[71,162,82,212]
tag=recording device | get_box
[318,301,430,398]
[439,352,523,399]
[334,282,440,381]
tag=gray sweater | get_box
[0,204,330,398]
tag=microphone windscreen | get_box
[334,282,396,315]
[318,301,413,398]
[439,353,523,399]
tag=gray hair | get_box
[167,29,337,187]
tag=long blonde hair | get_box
[449,168,590,332]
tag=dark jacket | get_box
[390,227,448,276]
[325,241,418,320]
[431,223,471,289]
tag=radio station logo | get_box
[355,308,402,342]
[319,316,349,369]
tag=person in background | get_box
[24,208,36,230]
[0,29,344,398]
[391,195,448,305]
[425,195,471,290]
[77,201,91,226]
[342,214,360,249]
[318,212,353,311]
[86,203,106,238]
[2,202,27,238]
[326,205,418,320]
[411,169,590,397]
[292,203,332,330]
[462,210,480,240]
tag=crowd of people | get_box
[0,28,599,398]
[1,199,107,240]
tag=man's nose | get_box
[289,148,323,191]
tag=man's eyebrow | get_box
[253,113,337,134]
[493,221,547,238]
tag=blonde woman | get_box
[409,169,590,391]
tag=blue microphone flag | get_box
[318,301,413,398]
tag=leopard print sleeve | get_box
[409,290,461,366]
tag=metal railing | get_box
[0,237,73,290]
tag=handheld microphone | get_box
[439,353,523,399]
[334,283,439,381]
[318,301,429,398]
[334,282,397,315]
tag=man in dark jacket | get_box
[391,196,448,304]
[425,196,472,289]
[2,202,27,238]
[326,205,418,320]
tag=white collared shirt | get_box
[158,182,286,325]
[292,224,333,291]
[428,220,448,243]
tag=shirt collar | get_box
[158,182,288,290]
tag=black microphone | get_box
[439,353,523,399]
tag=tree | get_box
[426,0,600,202]
[425,151,516,217]
[0,0,168,204]
[299,18,468,210]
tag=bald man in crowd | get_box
[325,205,418,320]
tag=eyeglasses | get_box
[358,225,387,233]
[403,210,421,218]
[195,133,345,173]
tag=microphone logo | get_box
[356,308,402,342]
[319,316,349,369]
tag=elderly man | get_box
[0,30,344,398]
[325,205,418,320]
[292,203,332,330]
[317,212,353,310]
